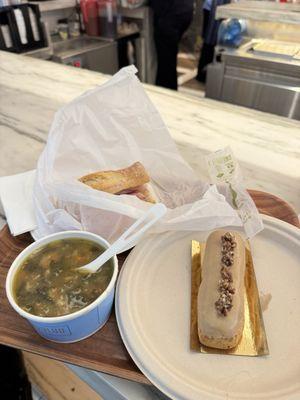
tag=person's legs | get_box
[201,8,210,38]
[154,17,178,90]
[178,11,194,39]
[196,43,215,82]
[154,11,193,90]
[197,9,214,82]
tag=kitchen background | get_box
[0,0,299,119]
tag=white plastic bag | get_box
[33,66,242,242]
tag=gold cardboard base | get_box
[190,240,269,356]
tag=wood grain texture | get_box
[0,191,298,384]
[248,189,300,228]
[23,351,102,400]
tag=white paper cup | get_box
[6,231,118,343]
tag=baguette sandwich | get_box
[79,162,157,203]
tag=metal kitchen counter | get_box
[206,40,300,120]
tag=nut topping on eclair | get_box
[215,232,237,316]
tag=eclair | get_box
[197,230,246,349]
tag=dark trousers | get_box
[197,9,215,82]
[154,11,193,90]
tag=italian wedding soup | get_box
[13,238,114,317]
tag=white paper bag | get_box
[32,66,242,243]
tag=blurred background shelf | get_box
[216,1,300,25]
[29,0,77,13]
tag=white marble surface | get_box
[0,51,299,221]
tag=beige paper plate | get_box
[116,216,300,400]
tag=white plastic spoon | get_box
[78,203,167,274]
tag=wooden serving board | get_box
[0,190,298,384]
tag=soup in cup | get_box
[6,231,118,343]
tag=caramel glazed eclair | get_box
[197,230,246,349]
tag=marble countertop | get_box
[0,51,299,230]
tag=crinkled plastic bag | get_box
[32,66,242,243]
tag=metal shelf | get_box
[29,1,76,13]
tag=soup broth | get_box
[13,238,114,317]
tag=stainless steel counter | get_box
[51,36,118,74]
[206,40,300,120]
[26,4,155,83]
[209,1,300,119]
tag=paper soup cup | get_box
[6,231,118,343]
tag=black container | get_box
[0,3,46,53]
[0,6,19,52]
[28,3,46,50]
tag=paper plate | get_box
[115,215,300,400]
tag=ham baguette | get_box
[79,162,156,203]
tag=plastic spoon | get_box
[78,203,167,274]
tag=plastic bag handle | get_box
[79,203,167,273]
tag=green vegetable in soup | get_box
[13,238,114,317]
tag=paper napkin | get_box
[0,170,37,236]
